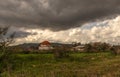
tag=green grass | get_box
[1,52,120,77]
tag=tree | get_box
[84,44,92,52]
[53,45,70,59]
[0,27,15,74]
[0,27,15,51]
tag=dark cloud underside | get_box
[0,0,120,31]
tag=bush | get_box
[53,47,70,59]
[0,49,16,74]
[111,47,120,55]
[84,42,111,53]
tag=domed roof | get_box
[41,41,50,45]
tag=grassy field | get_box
[1,52,120,77]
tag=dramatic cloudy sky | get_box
[0,0,120,45]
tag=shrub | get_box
[110,47,120,55]
[53,47,70,59]
[0,49,17,74]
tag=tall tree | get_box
[0,27,15,73]
[0,27,15,52]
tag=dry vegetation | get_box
[0,52,120,77]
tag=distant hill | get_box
[11,43,73,49]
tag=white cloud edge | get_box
[13,16,120,45]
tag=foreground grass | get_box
[1,52,120,77]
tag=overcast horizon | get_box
[0,0,120,45]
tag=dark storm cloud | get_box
[0,0,120,31]
[13,31,33,38]
[5,26,37,38]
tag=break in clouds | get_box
[0,0,120,30]
[14,16,120,45]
